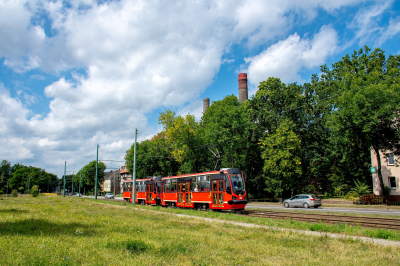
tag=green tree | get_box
[159,110,209,174]
[76,161,106,194]
[0,160,11,193]
[260,120,302,197]
[126,132,180,178]
[324,46,400,197]
[202,95,249,169]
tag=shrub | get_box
[0,190,3,195]
[333,184,348,197]
[18,187,25,193]
[345,191,359,200]
[31,185,39,197]
[11,190,18,197]
[353,180,371,196]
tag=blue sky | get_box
[0,0,399,177]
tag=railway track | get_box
[99,199,400,230]
[242,210,400,230]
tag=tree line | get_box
[125,46,400,199]
[0,161,58,194]
[0,160,107,195]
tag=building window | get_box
[387,153,395,166]
[389,177,397,189]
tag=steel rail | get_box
[242,210,400,230]
[96,199,400,230]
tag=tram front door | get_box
[212,179,224,207]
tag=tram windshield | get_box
[230,173,245,194]
[123,182,132,192]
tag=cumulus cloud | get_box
[245,26,338,88]
[0,0,381,176]
[349,1,397,46]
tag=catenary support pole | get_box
[63,161,66,197]
[79,170,82,197]
[72,172,74,195]
[132,128,138,204]
[113,170,115,196]
[95,144,99,200]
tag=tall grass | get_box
[0,197,399,265]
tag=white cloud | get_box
[245,26,338,87]
[349,1,395,45]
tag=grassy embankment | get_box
[0,196,399,265]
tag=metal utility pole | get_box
[113,171,116,196]
[132,128,138,204]
[63,161,66,197]
[79,170,82,197]
[95,144,99,200]
[72,172,74,195]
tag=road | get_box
[246,203,400,216]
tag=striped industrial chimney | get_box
[238,73,248,104]
[203,98,210,113]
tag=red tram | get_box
[124,168,247,210]
[161,168,247,210]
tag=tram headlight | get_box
[232,196,237,200]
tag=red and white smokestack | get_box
[203,98,210,113]
[238,73,248,104]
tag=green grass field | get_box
[0,196,399,265]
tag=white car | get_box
[105,193,114,199]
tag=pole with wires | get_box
[71,172,74,196]
[79,170,82,197]
[95,144,99,200]
[132,128,138,204]
[63,161,66,197]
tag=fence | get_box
[355,194,400,205]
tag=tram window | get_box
[219,180,224,192]
[192,176,198,191]
[213,180,217,191]
[171,179,177,192]
[124,182,132,192]
[165,180,170,193]
[225,174,231,194]
[200,176,210,192]
[142,181,145,192]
